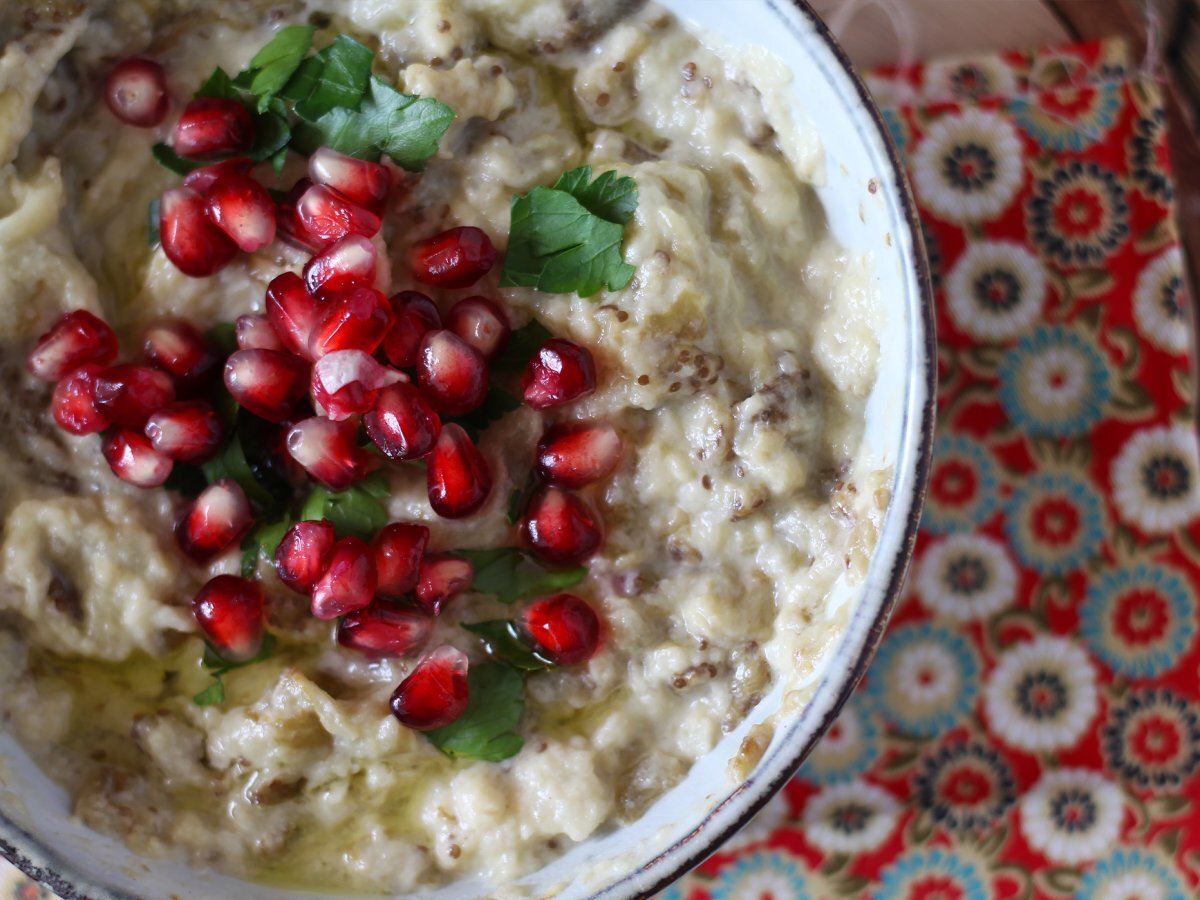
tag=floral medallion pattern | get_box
[661,37,1200,900]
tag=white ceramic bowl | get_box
[0,2,934,897]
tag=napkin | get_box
[662,36,1200,900]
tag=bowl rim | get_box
[0,1,936,897]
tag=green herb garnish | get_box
[300,471,390,540]
[233,25,316,112]
[278,34,374,122]
[463,620,554,672]
[193,634,277,706]
[240,517,293,577]
[501,166,638,298]
[425,662,524,761]
[457,548,586,604]
[493,319,553,374]
[450,386,521,442]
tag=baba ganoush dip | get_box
[0,0,886,892]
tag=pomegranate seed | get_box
[338,603,432,658]
[521,487,603,564]
[390,645,469,730]
[277,177,320,252]
[142,318,219,391]
[415,554,474,616]
[535,422,623,489]
[409,226,496,289]
[205,173,277,252]
[176,479,254,562]
[446,297,511,360]
[303,234,377,298]
[103,58,168,127]
[223,349,309,423]
[311,349,404,421]
[26,310,118,382]
[93,364,176,429]
[373,523,430,598]
[286,416,370,490]
[309,147,391,214]
[416,330,488,416]
[51,363,110,435]
[182,157,254,195]
[311,536,376,619]
[426,423,493,518]
[191,574,265,662]
[382,291,441,369]
[102,429,173,487]
[172,97,254,158]
[363,382,441,461]
[523,339,596,410]
[159,187,237,277]
[523,594,601,665]
[235,314,284,351]
[308,285,392,359]
[144,401,223,462]
[296,183,381,247]
[265,272,321,360]
[275,519,336,594]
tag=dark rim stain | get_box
[0,1,935,898]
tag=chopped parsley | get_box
[463,620,554,672]
[300,472,390,540]
[457,548,586,604]
[425,663,524,761]
[193,634,277,706]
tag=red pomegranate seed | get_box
[523,594,601,665]
[523,339,597,410]
[409,226,497,289]
[102,429,173,487]
[172,97,254,158]
[303,234,377,298]
[372,523,430,598]
[265,272,321,360]
[276,177,320,252]
[224,349,309,422]
[415,554,474,616]
[274,519,336,594]
[205,173,277,252]
[182,157,254,195]
[416,330,488,416]
[296,183,381,247]
[363,382,441,461]
[390,645,469,730]
[142,318,219,391]
[235,314,283,351]
[446,296,511,360]
[176,479,254,562]
[426,423,493,518]
[26,310,118,382]
[285,415,370,490]
[309,147,391,214]
[521,487,603,564]
[93,364,176,429]
[191,574,265,662]
[311,536,377,619]
[104,58,168,127]
[535,422,623,489]
[51,363,110,435]
[144,401,223,462]
[308,285,392,359]
[338,603,432,658]
[159,187,237,277]
[311,349,404,421]
[382,291,441,369]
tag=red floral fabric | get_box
[660,38,1200,900]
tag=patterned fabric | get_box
[1,37,1195,900]
[664,38,1200,900]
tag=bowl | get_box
[0,1,934,897]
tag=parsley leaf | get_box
[300,472,389,540]
[238,25,315,112]
[457,548,586,604]
[195,66,239,100]
[147,197,161,247]
[463,620,554,672]
[451,386,521,442]
[500,166,638,298]
[163,462,206,498]
[280,34,374,122]
[493,319,552,374]
[506,469,537,525]
[240,517,293,576]
[193,634,278,706]
[300,76,454,170]
[425,663,524,761]
[248,109,291,163]
[151,143,202,175]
